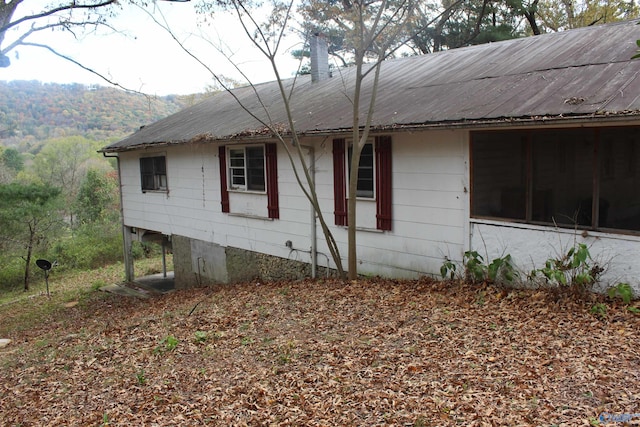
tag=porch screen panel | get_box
[472,132,526,220]
[599,128,640,231]
[531,130,594,226]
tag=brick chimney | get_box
[310,32,330,83]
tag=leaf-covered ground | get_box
[1,278,639,426]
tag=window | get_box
[471,127,640,233]
[140,156,167,191]
[348,143,375,198]
[333,136,392,230]
[218,144,279,219]
[228,146,265,192]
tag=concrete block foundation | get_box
[172,235,323,288]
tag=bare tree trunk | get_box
[347,139,362,280]
[525,0,542,34]
[347,37,366,280]
[23,222,35,291]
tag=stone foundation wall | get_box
[172,235,331,287]
[226,247,318,283]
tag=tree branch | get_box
[20,42,147,95]
[2,19,116,55]
[0,0,117,34]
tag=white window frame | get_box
[227,145,266,192]
[347,140,376,200]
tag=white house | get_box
[102,20,640,294]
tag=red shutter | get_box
[265,143,279,219]
[333,138,348,226]
[375,136,392,231]
[218,145,230,213]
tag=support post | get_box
[162,237,167,278]
[123,226,135,282]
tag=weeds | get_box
[590,303,607,319]
[194,331,208,344]
[154,335,179,354]
[606,283,639,313]
[607,283,634,304]
[135,370,147,385]
[441,251,517,286]
[164,335,178,350]
[530,243,603,293]
[277,341,296,365]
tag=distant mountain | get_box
[0,80,202,147]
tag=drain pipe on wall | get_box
[307,144,318,278]
[296,142,336,278]
[298,144,318,278]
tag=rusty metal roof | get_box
[104,19,640,152]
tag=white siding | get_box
[357,130,467,277]
[118,127,640,292]
[118,131,469,279]
[471,220,640,294]
[119,143,312,264]
[306,130,468,278]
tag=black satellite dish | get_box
[36,259,52,271]
[36,259,53,298]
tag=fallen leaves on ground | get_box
[1,278,639,426]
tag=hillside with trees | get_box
[0,80,199,290]
[0,80,197,147]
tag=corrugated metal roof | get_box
[104,19,640,152]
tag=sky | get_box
[1,1,302,95]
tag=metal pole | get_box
[45,270,50,299]
[162,238,167,278]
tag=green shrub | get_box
[132,241,162,259]
[607,283,635,304]
[530,243,603,292]
[441,251,517,285]
[0,257,28,291]
[51,222,122,270]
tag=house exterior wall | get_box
[466,122,640,295]
[117,130,469,285]
[117,128,640,295]
[471,221,640,293]
[314,130,469,278]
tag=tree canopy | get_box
[0,182,63,290]
[294,0,640,64]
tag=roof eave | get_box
[100,111,640,153]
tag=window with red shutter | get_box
[219,143,278,218]
[333,136,392,230]
[265,143,279,219]
[333,139,348,226]
[218,146,230,213]
[375,136,392,231]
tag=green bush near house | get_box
[0,257,28,291]
[51,223,123,271]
